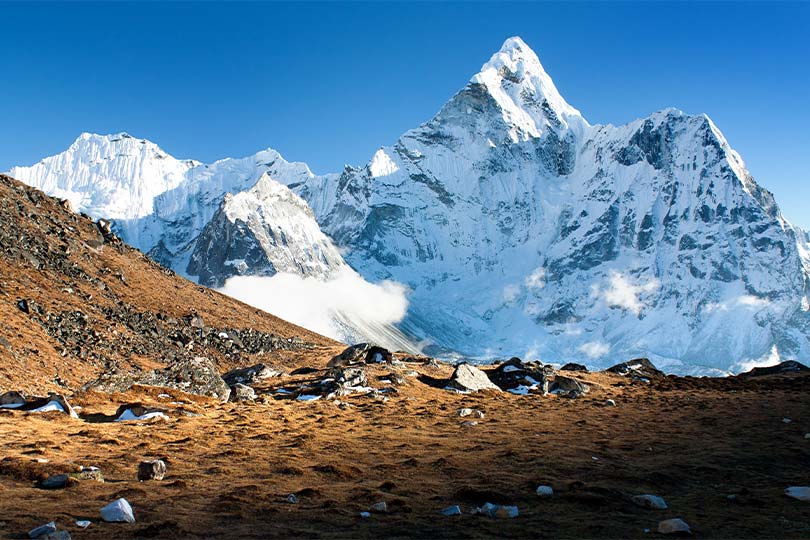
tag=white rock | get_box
[536,485,553,497]
[370,501,387,513]
[76,520,92,529]
[657,518,691,534]
[785,486,810,502]
[606,399,617,406]
[100,498,135,523]
[632,494,668,510]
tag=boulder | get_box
[631,494,668,510]
[114,403,169,422]
[605,358,663,378]
[0,390,26,409]
[222,363,282,386]
[657,518,691,535]
[22,394,79,418]
[137,459,167,481]
[100,498,135,523]
[549,375,589,398]
[488,357,551,394]
[448,363,501,393]
[560,363,588,372]
[441,505,462,516]
[785,486,810,502]
[327,343,391,367]
[739,361,809,378]
[86,356,230,402]
[28,521,56,538]
[230,383,256,402]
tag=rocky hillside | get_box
[0,174,336,393]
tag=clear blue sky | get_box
[1,1,808,227]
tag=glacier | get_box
[8,36,810,374]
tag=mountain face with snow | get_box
[8,37,810,373]
[188,174,346,287]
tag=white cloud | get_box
[525,267,546,290]
[578,341,610,359]
[600,272,660,316]
[704,294,772,314]
[218,267,412,350]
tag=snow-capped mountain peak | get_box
[471,36,588,140]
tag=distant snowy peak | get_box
[187,174,346,287]
[470,36,588,140]
[8,132,193,219]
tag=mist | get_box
[218,267,419,353]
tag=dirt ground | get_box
[1,362,809,539]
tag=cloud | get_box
[705,294,772,314]
[599,272,660,315]
[525,267,546,289]
[578,341,610,359]
[218,267,414,351]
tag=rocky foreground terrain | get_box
[1,172,810,539]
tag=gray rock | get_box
[550,375,590,398]
[28,521,56,538]
[488,357,551,394]
[441,505,462,516]
[38,474,70,489]
[474,502,519,518]
[631,494,668,510]
[560,363,589,372]
[448,363,501,393]
[536,485,553,497]
[327,343,392,367]
[458,408,484,418]
[100,498,135,523]
[657,518,691,534]
[739,360,809,377]
[87,356,230,402]
[606,358,663,378]
[785,486,810,502]
[370,501,387,513]
[137,459,167,481]
[230,383,257,402]
[0,390,25,408]
[222,363,282,386]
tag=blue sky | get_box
[1,1,808,227]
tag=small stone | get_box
[460,421,478,427]
[38,474,71,489]
[782,417,792,423]
[286,494,299,504]
[631,494,668,510]
[359,511,371,519]
[77,466,104,482]
[606,399,617,406]
[100,498,135,523]
[458,408,485,418]
[28,521,56,538]
[785,486,810,502]
[536,485,553,497]
[370,501,387,513]
[476,502,519,518]
[804,433,810,439]
[441,505,462,516]
[137,459,166,481]
[75,520,91,529]
[657,518,691,535]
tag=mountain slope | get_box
[7,37,809,373]
[0,173,335,393]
